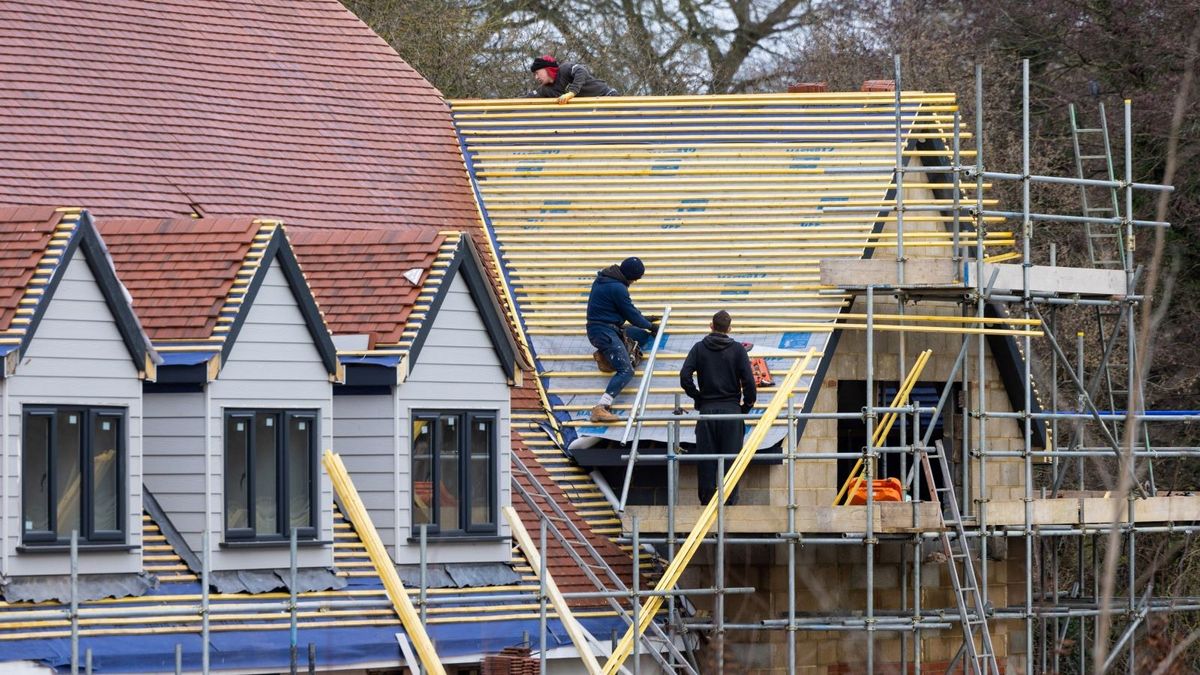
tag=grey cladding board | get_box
[3,251,143,577]
[143,392,206,529]
[333,391,397,549]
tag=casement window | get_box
[21,407,125,544]
[224,410,317,541]
[412,411,497,536]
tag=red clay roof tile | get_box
[288,226,445,346]
[97,216,261,340]
[0,0,481,234]
[0,205,63,332]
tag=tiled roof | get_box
[511,435,633,608]
[0,0,480,232]
[97,216,262,341]
[289,227,446,347]
[0,205,64,333]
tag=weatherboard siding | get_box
[332,392,398,550]
[142,392,207,546]
[3,250,143,576]
[393,273,511,565]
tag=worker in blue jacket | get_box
[586,257,659,422]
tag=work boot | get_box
[590,404,621,423]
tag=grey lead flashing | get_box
[1,572,154,604]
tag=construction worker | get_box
[587,257,658,423]
[528,54,618,103]
[679,310,757,505]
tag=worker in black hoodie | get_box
[679,310,757,505]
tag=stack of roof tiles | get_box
[481,646,540,675]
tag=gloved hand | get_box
[557,91,576,104]
[740,403,754,415]
[645,314,661,327]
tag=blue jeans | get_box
[587,324,651,399]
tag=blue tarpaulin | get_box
[0,615,631,672]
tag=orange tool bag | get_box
[749,357,773,387]
[846,477,905,505]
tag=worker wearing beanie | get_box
[586,257,660,423]
[527,54,619,104]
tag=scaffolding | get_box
[8,58,1193,674]
[489,57,1192,674]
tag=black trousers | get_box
[695,402,744,504]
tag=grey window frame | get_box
[223,409,318,542]
[21,406,126,545]
[411,410,497,537]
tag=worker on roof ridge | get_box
[527,54,619,104]
[587,257,659,423]
[680,310,757,506]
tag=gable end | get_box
[12,212,152,379]
[218,226,339,378]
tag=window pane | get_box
[225,416,250,530]
[55,411,82,538]
[437,416,461,531]
[286,416,312,532]
[91,415,120,533]
[22,414,52,534]
[412,419,433,526]
[468,417,494,529]
[254,413,278,535]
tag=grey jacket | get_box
[529,62,618,98]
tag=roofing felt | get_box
[97,216,262,341]
[0,205,63,333]
[289,227,446,347]
[0,0,480,232]
[449,92,1003,447]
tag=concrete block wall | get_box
[750,296,1028,511]
[679,541,1026,673]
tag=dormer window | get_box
[412,411,497,537]
[224,410,317,541]
[21,406,125,544]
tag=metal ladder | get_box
[920,440,999,675]
[1068,102,1124,270]
[1069,102,1156,491]
[617,307,671,512]
[511,451,700,674]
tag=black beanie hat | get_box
[620,257,645,281]
[530,55,557,72]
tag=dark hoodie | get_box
[680,333,757,411]
[528,62,619,98]
[587,265,653,330]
